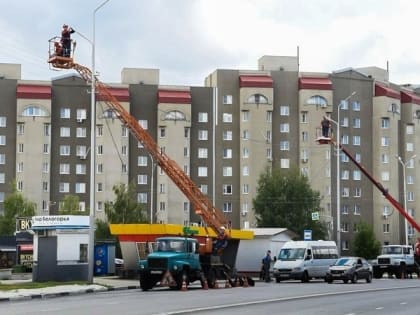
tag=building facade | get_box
[0,55,419,254]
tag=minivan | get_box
[272,240,338,282]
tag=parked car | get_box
[326,256,372,284]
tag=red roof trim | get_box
[158,90,191,104]
[298,77,332,90]
[375,84,400,100]
[97,87,130,102]
[401,91,420,105]
[16,84,51,99]
[239,75,273,88]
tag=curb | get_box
[0,285,140,303]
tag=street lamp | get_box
[329,92,356,254]
[396,154,417,245]
[87,0,111,284]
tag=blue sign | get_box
[304,230,312,241]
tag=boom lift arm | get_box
[321,137,420,232]
[70,63,228,236]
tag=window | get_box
[44,123,51,136]
[97,145,103,155]
[138,193,147,203]
[60,163,70,174]
[355,153,361,163]
[342,187,350,197]
[17,162,23,172]
[138,174,147,184]
[383,224,390,233]
[341,222,349,233]
[139,120,148,129]
[184,127,190,138]
[76,145,87,157]
[301,111,308,123]
[242,130,249,140]
[407,191,414,201]
[223,202,233,213]
[341,135,349,144]
[406,124,414,135]
[354,205,361,215]
[352,101,361,111]
[381,171,390,181]
[381,118,390,129]
[163,110,186,121]
[97,125,103,136]
[280,106,289,116]
[223,131,232,141]
[407,175,414,185]
[341,170,349,180]
[352,118,361,128]
[60,145,70,156]
[76,164,86,174]
[60,127,70,137]
[75,183,86,193]
[159,127,166,138]
[97,163,103,174]
[43,162,49,173]
[381,154,389,163]
[223,113,232,123]
[280,159,290,168]
[307,95,327,106]
[242,147,249,158]
[198,148,208,158]
[198,130,208,140]
[76,109,87,121]
[159,184,166,193]
[97,182,103,192]
[223,148,232,159]
[138,156,148,166]
[42,182,48,192]
[159,202,166,211]
[381,137,390,146]
[200,184,208,194]
[0,135,5,146]
[59,182,70,193]
[406,143,414,152]
[97,202,103,211]
[354,187,362,197]
[280,123,289,133]
[43,144,49,154]
[121,145,127,156]
[122,126,128,137]
[340,99,349,110]
[242,166,249,176]
[198,112,208,122]
[223,95,233,104]
[241,110,249,122]
[17,123,24,134]
[341,117,349,127]
[0,173,5,184]
[18,143,24,153]
[242,184,249,194]
[353,136,361,145]
[76,127,86,138]
[247,93,268,104]
[342,205,349,215]
[0,117,6,127]
[60,108,71,118]
[223,184,232,195]
[302,131,309,142]
[198,167,208,177]
[280,141,289,151]
[266,111,272,122]
[223,167,232,176]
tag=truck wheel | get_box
[175,270,189,290]
[140,273,154,291]
[373,270,383,279]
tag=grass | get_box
[0,281,87,291]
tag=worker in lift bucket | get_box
[61,24,75,57]
[321,116,331,138]
[213,226,228,255]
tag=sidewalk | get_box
[0,275,140,302]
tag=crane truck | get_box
[317,134,420,277]
[47,36,254,290]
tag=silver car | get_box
[326,256,373,284]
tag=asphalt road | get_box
[2,278,420,315]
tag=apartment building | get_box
[0,55,419,254]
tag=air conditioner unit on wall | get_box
[241,211,248,216]
[77,118,85,123]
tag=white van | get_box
[272,240,338,282]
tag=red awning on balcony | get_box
[298,77,332,90]
[375,84,400,100]
[158,90,191,104]
[401,90,420,105]
[17,84,51,99]
[239,75,273,88]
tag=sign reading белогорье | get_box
[32,215,89,229]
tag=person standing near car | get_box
[415,237,420,268]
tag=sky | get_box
[1,0,420,87]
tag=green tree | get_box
[0,187,36,235]
[105,182,147,224]
[353,222,381,259]
[253,166,328,240]
[59,195,88,215]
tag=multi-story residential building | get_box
[0,55,419,255]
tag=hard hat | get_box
[220,226,226,230]
[63,24,68,28]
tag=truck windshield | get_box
[156,240,185,253]
[278,248,306,260]
[382,246,402,255]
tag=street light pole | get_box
[88,0,110,284]
[396,154,417,246]
[334,92,356,254]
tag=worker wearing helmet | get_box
[61,24,75,57]
[213,226,228,255]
